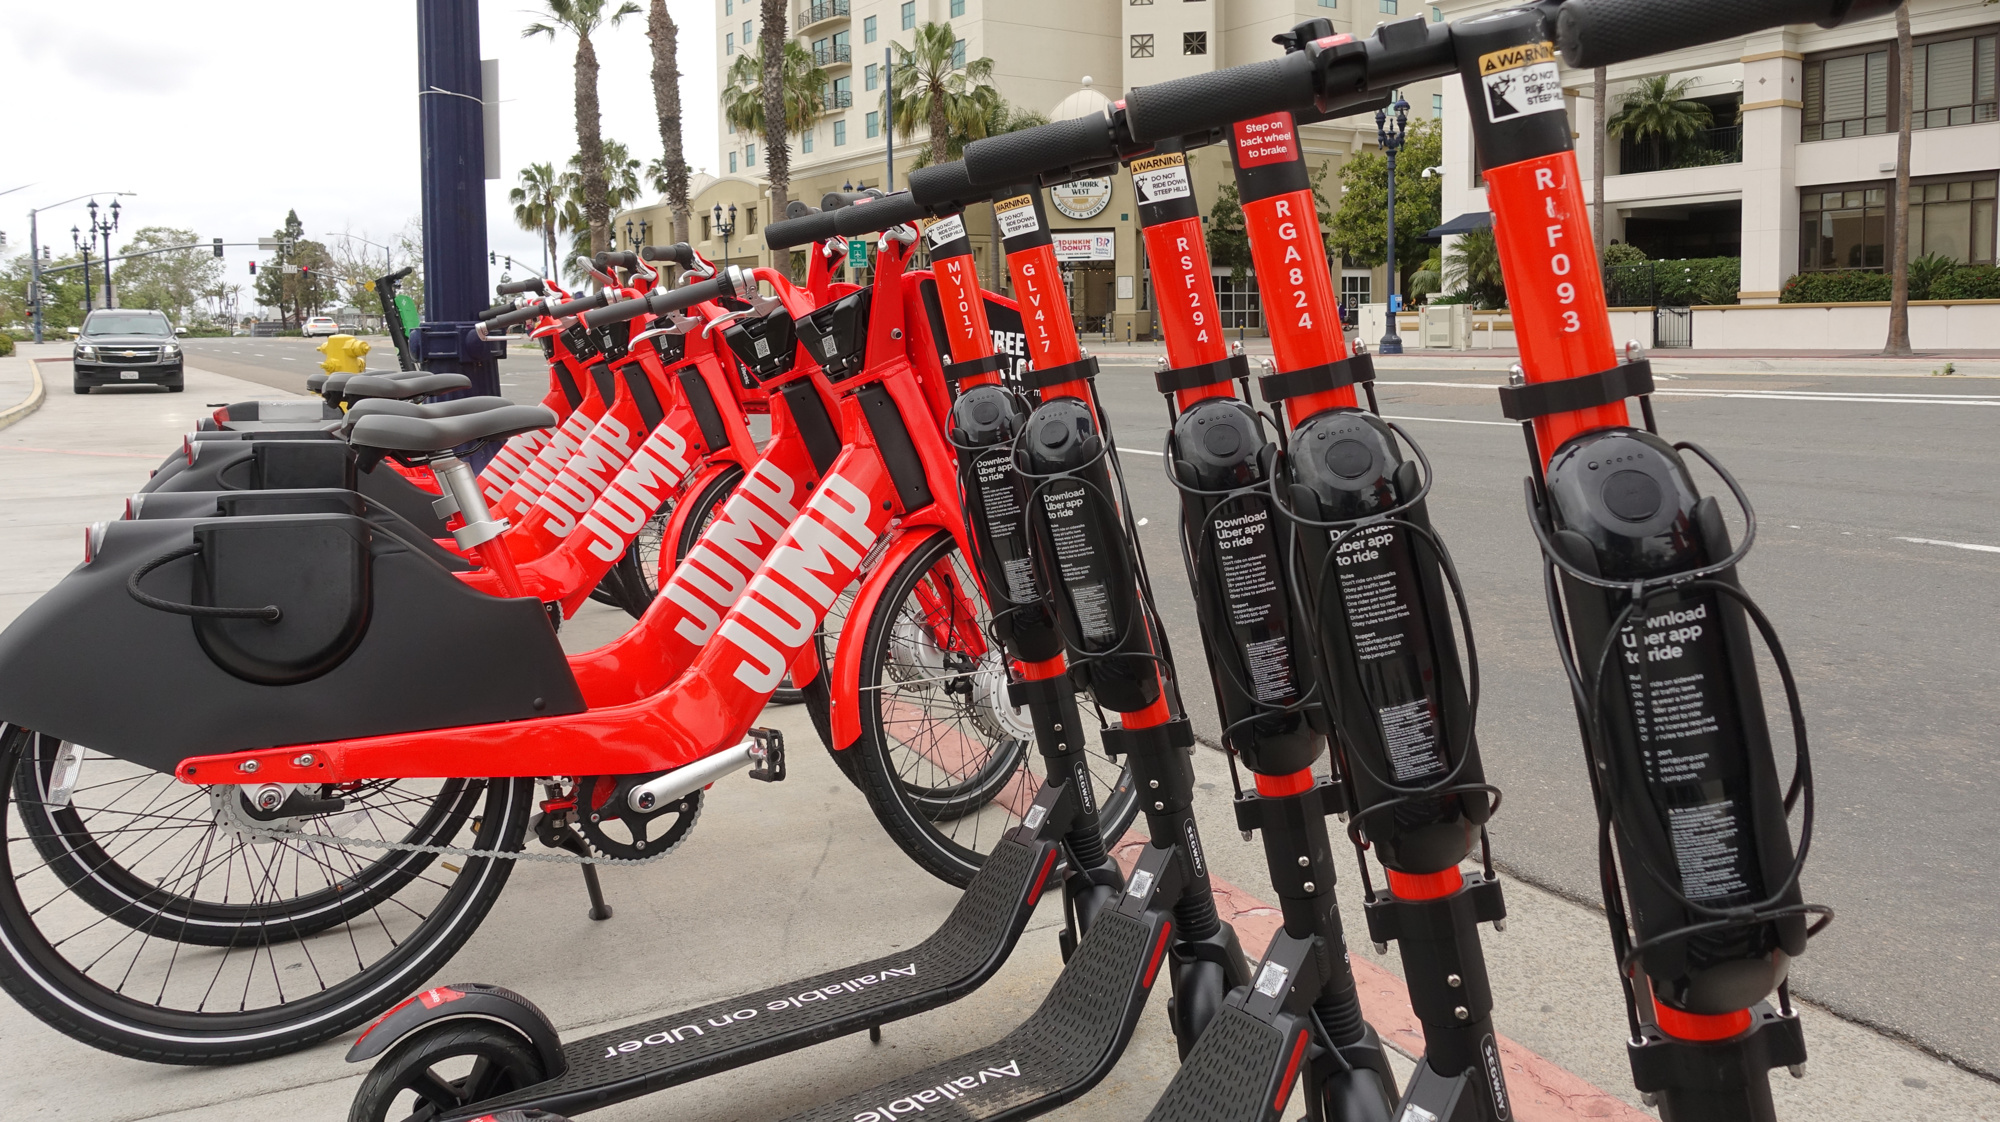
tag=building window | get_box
[952,38,966,68]
[1912,33,1998,129]
[1804,47,1888,140]
[1132,0,1153,5]
[832,28,850,60]
[745,206,758,234]
[901,1,915,29]
[864,14,877,41]
[724,0,731,14]
[729,151,738,173]
[743,20,753,43]
[1317,0,1334,8]
[834,75,851,103]
[1130,33,1154,57]
[951,0,965,15]
[1799,186,1887,271]
[724,32,733,53]
[865,62,879,90]
[1339,274,1372,312]
[1910,176,1998,265]
[1215,273,1262,330]
[802,129,814,153]
[813,36,829,63]
[1379,0,1397,12]
[1431,5,1441,19]
[867,111,880,138]
[1183,31,1206,55]
[746,144,756,166]
[835,120,848,146]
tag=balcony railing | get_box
[1617,125,1742,175]
[798,0,849,26]
[821,89,853,111]
[812,42,852,65]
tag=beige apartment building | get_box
[616,0,1447,337]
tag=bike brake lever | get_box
[699,294,787,338]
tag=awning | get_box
[1422,211,1492,242]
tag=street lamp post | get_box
[1375,95,1411,355]
[72,227,94,312]
[25,190,135,342]
[713,203,737,269]
[89,199,121,308]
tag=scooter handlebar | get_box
[833,192,928,237]
[963,112,1121,187]
[1556,0,1900,68]
[1122,51,1321,144]
[640,243,696,265]
[763,209,842,250]
[906,162,982,208]
[495,278,548,296]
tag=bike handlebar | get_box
[595,250,641,271]
[1555,0,1898,68]
[583,267,745,327]
[833,192,928,237]
[905,162,983,208]
[640,243,696,265]
[477,300,514,322]
[486,300,548,330]
[495,278,548,296]
[963,112,1121,188]
[764,208,842,250]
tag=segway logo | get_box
[533,413,638,536]
[851,1060,1024,1121]
[581,419,697,561]
[1481,1033,1513,1119]
[720,472,880,690]
[664,461,805,645]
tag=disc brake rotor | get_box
[573,775,703,860]
[969,653,1035,744]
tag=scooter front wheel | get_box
[0,726,532,1064]
[350,1020,548,1122]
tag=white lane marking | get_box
[1379,380,1999,406]
[1381,414,1517,427]
[1897,537,2000,555]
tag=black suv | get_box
[74,309,184,393]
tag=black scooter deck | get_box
[450,836,1060,1119]
[1143,1004,1307,1122]
[778,894,1172,1122]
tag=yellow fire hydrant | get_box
[317,334,372,375]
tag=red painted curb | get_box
[1109,837,1650,1122]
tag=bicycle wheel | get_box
[849,532,1138,887]
[608,485,679,621]
[0,726,532,1064]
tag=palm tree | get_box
[510,162,563,277]
[1885,2,1914,355]
[1444,229,1507,309]
[910,98,1048,169]
[721,41,828,149]
[888,22,1000,168]
[758,0,793,220]
[1606,75,1713,172]
[525,0,641,263]
[646,0,691,244]
[555,140,644,279]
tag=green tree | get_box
[1207,161,1338,286]
[758,0,793,219]
[647,0,692,244]
[1606,75,1714,172]
[888,22,1000,168]
[1444,229,1506,309]
[510,162,564,276]
[108,226,226,327]
[910,98,1049,169]
[2,252,89,335]
[1328,119,1443,297]
[251,210,325,328]
[558,139,643,280]
[525,0,642,262]
[721,41,828,155]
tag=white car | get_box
[302,316,340,337]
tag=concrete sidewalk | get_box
[0,361,1992,1120]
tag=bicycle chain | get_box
[217,795,705,868]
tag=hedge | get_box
[1653,258,1740,306]
[1780,271,1893,303]
[0,334,12,358]
[1930,265,2000,301]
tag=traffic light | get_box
[299,263,312,280]
[212,238,223,258]
[248,260,257,275]
[489,251,497,265]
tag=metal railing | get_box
[821,89,853,111]
[812,42,852,65]
[798,0,849,25]
[1617,125,1742,175]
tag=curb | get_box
[0,357,50,433]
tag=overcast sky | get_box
[2,0,720,289]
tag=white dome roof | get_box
[1050,76,1114,122]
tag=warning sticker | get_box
[1478,40,1563,123]
[924,212,967,249]
[1231,112,1299,168]
[1129,152,1192,205]
[993,194,1040,239]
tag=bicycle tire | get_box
[849,532,1138,887]
[0,726,533,1064]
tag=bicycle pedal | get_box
[747,727,786,782]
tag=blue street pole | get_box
[415,0,502,398]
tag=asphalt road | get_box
[183,338,2000,1077]
[173,334,551,398]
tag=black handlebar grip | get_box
[595,250,641,270]
[1122,51,1320,144]
[963,113,1119,187]
[833,192,928,237]
[821,189,883,211]
[648,268,742,316]
[640,243,696,265]
[1557,0,1897,69]
[545,290,612,319]
[477,301,513,322]
[907,162,982,207]
[764,209,842,249]
[495,278,547,296]
[487,300,548,330]
[584,294,655,327]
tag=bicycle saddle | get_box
[306,372,329,393]
[342,395,517,424]
[348,404,558,454]
[337,373,471,402]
